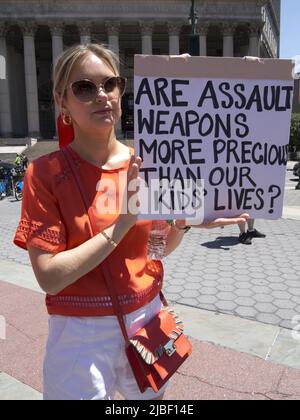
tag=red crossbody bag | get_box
[62,147,192,394]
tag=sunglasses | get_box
[69,76,127,102]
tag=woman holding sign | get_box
[13,44,249,400]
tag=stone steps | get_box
[0,139,134,164]
[24,141,59,162]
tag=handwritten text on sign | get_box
[134,71,293,221]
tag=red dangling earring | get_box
[57,114,75,149]
[62,113,72,126]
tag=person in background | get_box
[238,218,266,245]
[21,154,29,170]
[14,153,22,167]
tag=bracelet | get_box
[167,220,191,234]
[101,230,118,248]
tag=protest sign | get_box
[134,55,294,223]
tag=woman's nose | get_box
[95,86,108,102]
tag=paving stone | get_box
[216,292,235,301]
[255,294,274,303]
[217,271,235,278]
[249,272,266,279]
[270,283,288,291]
[201,280,218,288]
[286,280,300,288]
[178,298,199,307]
[216,285,235,292]
[215,301,237,311]
[234,282,251,289]
[235,297,256,307]
[276,309,299,320]
[273,300,296,310]
[164,293,181,302]
[291,296,300,305]
[254,303,277,313]
[252,286,272,294]
[181,289,200,299]
[200,287,218,295]
[235,289,254,298]
[202,274,220,281]
[289,288,300,296]
[166,285,184,294]
[186,283,204,291]
[282,274,299,281]
[235,307,258,318]
[170,278,187,286]
[198,295,218,305]
[271,291,292,299]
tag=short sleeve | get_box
[13,161,67,253]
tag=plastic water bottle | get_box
[147,220,171,260]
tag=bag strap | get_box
[61,147,131,346]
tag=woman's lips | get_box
[93,109,112,115]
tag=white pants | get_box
[43,295,168,400]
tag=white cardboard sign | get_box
[134,56,294,222]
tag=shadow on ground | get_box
[201,236,240,250]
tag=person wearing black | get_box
[238,219,266,245]
[22,155,29,170]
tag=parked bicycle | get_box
[0,166,24,201]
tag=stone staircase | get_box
[0,140,59,164]
[23,141,59,162]
[1,138,134,164]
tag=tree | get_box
[290,113,300,152]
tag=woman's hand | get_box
[117,155,142,231]
[189,213,250,229]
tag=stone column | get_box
[222,23,235,57]
[106,21,120,59]
[106,22,121,136]
[50,22,64,63]
[140,21,153,55]
[168,22,181,55]
[49,22,64,137]
[0,23,13,137]
[249,22,263,57]
[198,22,209,56]
[21,22,40,138]
[80,22,91,45]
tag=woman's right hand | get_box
[117,155,142,231]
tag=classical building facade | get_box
[0,0,281,139]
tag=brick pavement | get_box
[1,171,299,329]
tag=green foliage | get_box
[290,113,300,151]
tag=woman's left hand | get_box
[182,213,250,230]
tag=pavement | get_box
[0,162,300,400]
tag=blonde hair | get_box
[53,43,119,99]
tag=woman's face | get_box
[61,53,121,135]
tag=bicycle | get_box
[0,167,24,201]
